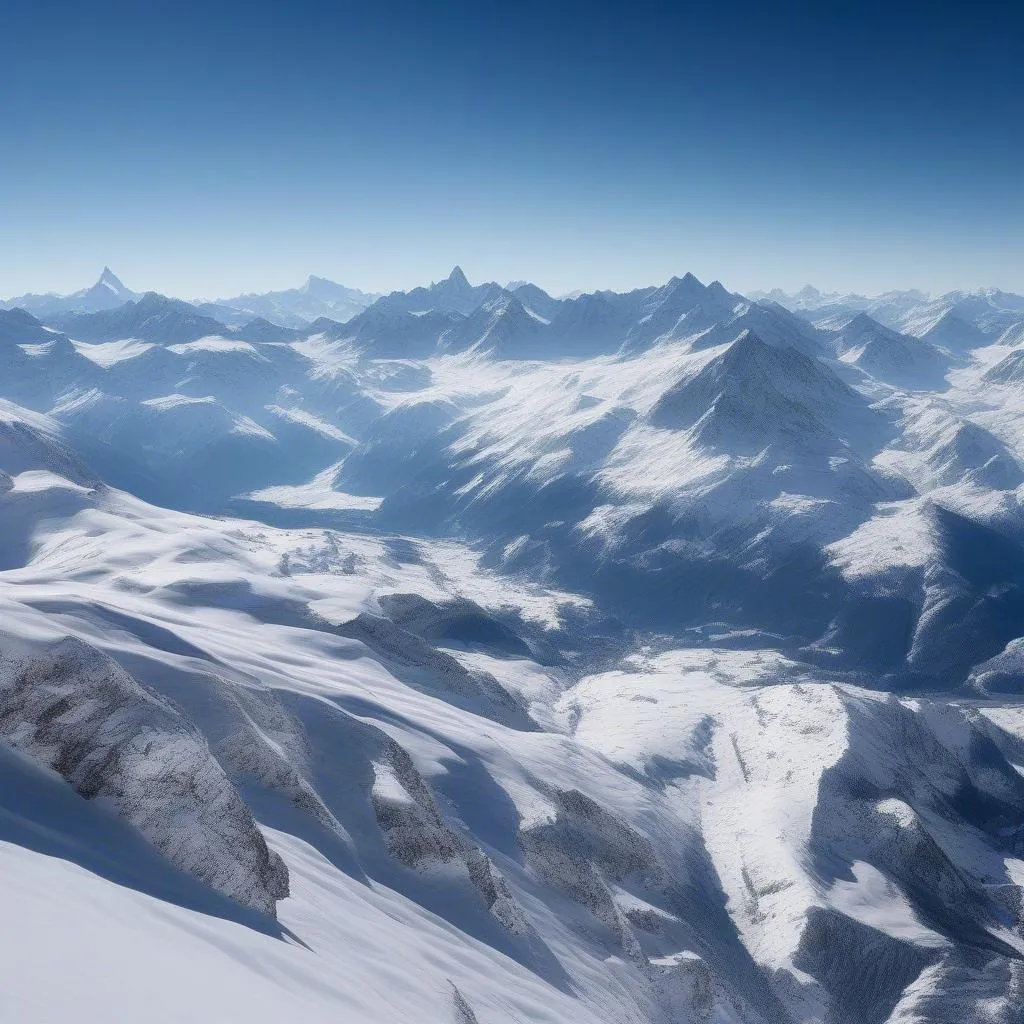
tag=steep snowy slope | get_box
[0,307,66,346]
[821,313,950,389]
[910,310,989,351]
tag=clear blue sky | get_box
[2,0,1021,299]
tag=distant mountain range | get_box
[2,268,379,328]
[756,283,1024,338]
[8,267,1023,350]
[207,275,380,328]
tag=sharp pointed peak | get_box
[660,271,705,290]
[445,265,470,287]
[662,272,708,295]
[98,266,123,285]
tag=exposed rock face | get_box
[0,634,288,916]
[370,738,527,935]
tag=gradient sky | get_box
[2,0,1022,299]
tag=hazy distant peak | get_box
[445,265,470,288]
[97,266,128,290]
[302,274,335,291]
[135,290,176,309]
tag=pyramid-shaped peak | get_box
[713,329,833,382]
[445,265,470,287]
[97,267,128,291]
[668,273,711,299]
[841,311,890,335]
[662,272,706,292]
[646,273,709,311]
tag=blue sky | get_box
[1,0,1021,298]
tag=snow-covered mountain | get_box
[767,283,1024,348]
[0,307,66,346]
[50,291,240,345]
[4,265,1024,1022]
[819,312,951,388]
[2,267,138,316]
[375,265,509,316]
[212,275,380,328]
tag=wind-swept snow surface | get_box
[3,269,1024,1022]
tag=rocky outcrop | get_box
[371,739,526,935]
[0,634,288,916]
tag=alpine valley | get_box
[4,264,1024,1024]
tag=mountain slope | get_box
[825,312,950,387]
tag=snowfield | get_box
[1,269,1024,1021]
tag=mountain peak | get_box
[844,311,886,333]
[301,275,344,299]
[663,273,710,301]
[445,266,470,288]
[96,267,129,294]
